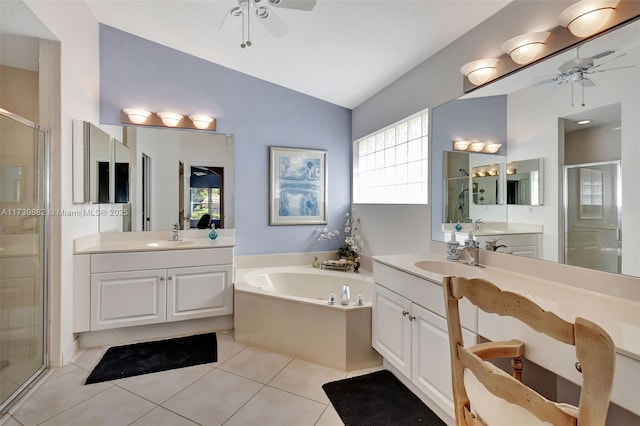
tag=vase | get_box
[208,228,218,240]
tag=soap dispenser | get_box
[447,231,460,260]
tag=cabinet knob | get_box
[168,276,173,281]
[408,314,415,321]
[575,362,582,373]
[402,310,409,317]
[159,277,165,281]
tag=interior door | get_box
[563,161,621,273]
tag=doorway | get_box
[563,162,621,273]
[141,154,151,231]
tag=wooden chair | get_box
[444,276,616,426]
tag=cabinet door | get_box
[166,265,233,322]
[91,269,166,330]
[372,284,412,377]
[411,303,477,416]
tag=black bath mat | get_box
[322,370,446,426]
[85,332,217,384]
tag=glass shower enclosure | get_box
[0,109,48,412]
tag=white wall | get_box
[24,0,101,365]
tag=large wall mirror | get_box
[431,19,640,278]
[97,126,234,233]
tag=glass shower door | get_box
[563,161,621,274]
[0,110,47,411]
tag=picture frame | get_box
[269,146,327,225]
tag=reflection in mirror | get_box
[113,139,130,203]
[431,18,640,277]
[72,121,111,203]
[0,165,22,202]
[111,126,234,232]
[472,163,502,205]
[506,158,543,205]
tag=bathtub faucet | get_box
[341,284,350,305]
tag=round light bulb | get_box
[157,112,183,127]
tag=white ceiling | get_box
[86,0,512,109]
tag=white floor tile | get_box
[38,386,155,426]
[218,346,292,384]
[129,406,199,426]
[116,364,213,404]
[224,386,326,426]
[315,404,345,426]
[11,366,112,425]
[269,359,347,404]
[208,333,246,367]
[71,347,107,372]
[162,368,263,426]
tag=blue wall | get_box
[430,95,507,238]
[99,25,352,255]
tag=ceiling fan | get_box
[219,0,317,48]
[541,47,633,106]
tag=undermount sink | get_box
[146,240,194,248]
[414,260,479,276]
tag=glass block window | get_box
[353,109,429,204]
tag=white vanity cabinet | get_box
[75,247,234,332]
[372,261,477,420]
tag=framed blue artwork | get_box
[269,146,327,225]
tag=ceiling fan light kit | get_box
[220,0,317,48]
[559,0,620,38]
[501,32,551,65]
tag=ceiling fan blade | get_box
[219,7,242,32]
[581,78,596,87]
[587,65,635,74]
[590,53,627,71]
[590,49,617,60]
[557,59,579,75]
[267,0,317,11]
[256,6,288,37]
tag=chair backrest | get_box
[444,276,616,426]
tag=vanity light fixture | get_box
[501,32,551,65]
[453,140,472,151]
[122,108,151,124]
[507,167,517,175]
[189,115,215,130]
[460,58,500,86]
[558,0,620,38]
[156,111,184,127]
[453,140,503,154]
[121,109,217,131]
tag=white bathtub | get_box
[234,266,382,371]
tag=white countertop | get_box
[442,222,543,237]
[373,253,640,362]
[74,230,235,254]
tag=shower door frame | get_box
[562,160,622,273]
[0,108,50,414]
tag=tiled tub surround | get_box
[235,266,382,371]
[373,252,640,418]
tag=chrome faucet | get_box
[461,238,480,266]
[485,239,507,252]
[473,218,483,232]
[171,223,180,241]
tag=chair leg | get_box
[511,356,523,382]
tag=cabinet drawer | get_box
[91,248,233,273]
[374,261,477,332]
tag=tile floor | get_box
[3,332,384,426]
